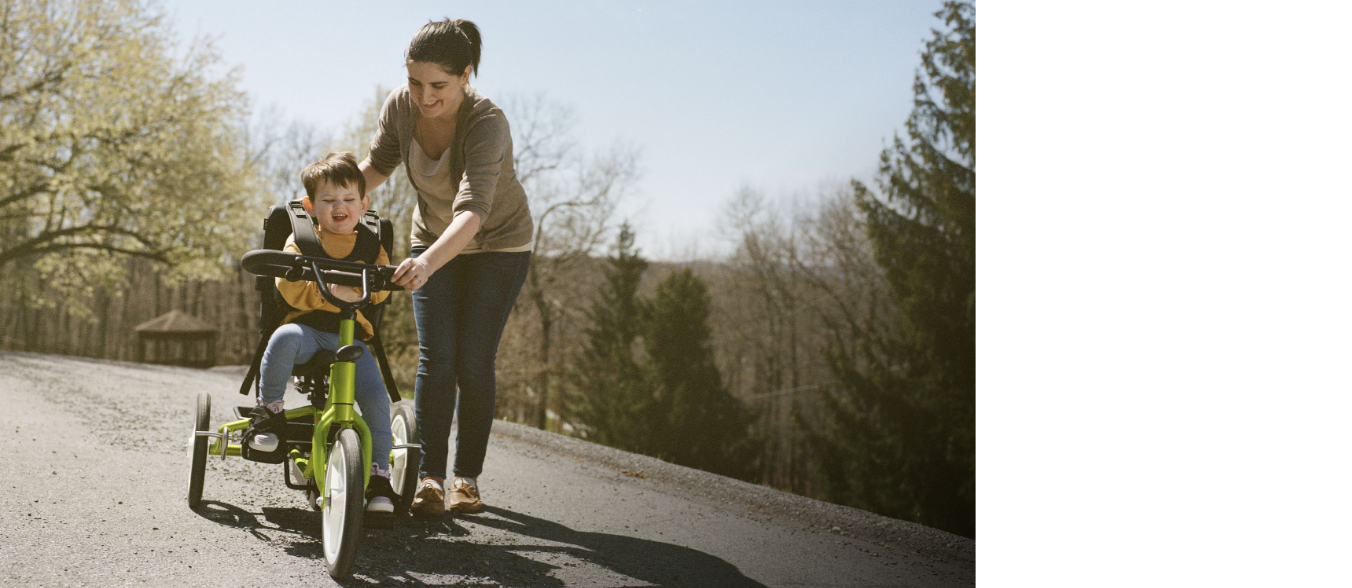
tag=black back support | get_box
[240,201,401,404]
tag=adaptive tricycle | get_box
[187,203,420,579]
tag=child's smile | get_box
[307,180,368,235]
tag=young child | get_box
[246,151,397,513]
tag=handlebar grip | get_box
[240,250,302,279]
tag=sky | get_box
[162,0,947,260]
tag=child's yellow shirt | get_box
[275,228,391,340]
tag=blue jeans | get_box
[411,247,531,480]
[259,322,392,472]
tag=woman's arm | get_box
[359,158,389,194]
[391,210,481,290]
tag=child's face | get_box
[305,180,368,235]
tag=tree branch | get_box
[0,223,162,265]
[0,242,169,267]
[0,65,67,103]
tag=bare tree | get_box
[713,181,891,492]
[503,92,641,429]
[246,105,332,207]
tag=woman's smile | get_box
[407,60,468,120]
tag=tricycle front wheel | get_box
[322,428,364,579]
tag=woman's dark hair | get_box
[406,19,481,77]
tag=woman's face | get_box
[407,61,471,120]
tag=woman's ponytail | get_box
[454,19,481,76]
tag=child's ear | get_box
[360,194,371,212]
[301,197,313,212]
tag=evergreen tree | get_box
[571,227,756,480]
[568,224,654,453]
[644,269,757,481]
[806,1,975,537]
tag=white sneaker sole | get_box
[250,434,279,453]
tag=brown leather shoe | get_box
[447,477,482,513]
[410,477,445,518]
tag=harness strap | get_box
[286,201,326,258]
[288,200,381,264]
[349,222,382,264]
[239,336,269,396]
[366,332,402,404]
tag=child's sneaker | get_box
[365,475,396,514]
[447,477,482,514]
[246,403,286,452]
[410,477,446,518]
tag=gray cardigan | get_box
[368,84,533,250]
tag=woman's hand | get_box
[392,256,433,290]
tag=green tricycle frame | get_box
[187,250,420,579]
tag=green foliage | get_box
[570,226,756,481]
[806,0,975,537]
[0,0,262,293]
[569,224,654,452]
[643,268,757,480]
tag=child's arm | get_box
[273,237,392,309]
[275,237,346,311]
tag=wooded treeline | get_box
[0,0,974,537]
[0,259,258,363]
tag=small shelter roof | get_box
[133,310,216,335]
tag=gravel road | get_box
[0,351,974,587]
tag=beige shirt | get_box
[368,84,534,251]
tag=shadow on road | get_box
[193,500,276,541]
[193,501,765,587]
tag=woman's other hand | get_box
[393,256,432,290]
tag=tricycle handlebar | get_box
[240,250,404,311]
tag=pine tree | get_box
[571,227,756,480]
[568,224,655,453]
[806,1,975,537]
[644,269,756,481]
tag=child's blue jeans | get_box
[259,322,391,472]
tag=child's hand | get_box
[328,283,363,302]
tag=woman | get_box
[360,18,532,517]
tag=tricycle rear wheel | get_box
[390,400,420,516]
[187,391,210,508]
